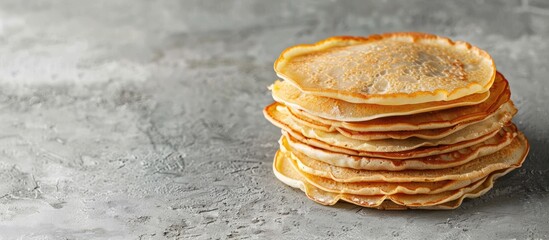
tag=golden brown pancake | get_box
[282,151,486,195]
[281,125,516,171]
[284,100,516,140]
[273,150,520,209]
[272,80,490,122]
[264,103,507,153]
[277,72,507,124]
[280,127,501,159]
[336,101,515,140]
[275,33,495,105]
[290,133,528,182]
[288,72,509,131]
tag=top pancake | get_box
[275,32,496,105]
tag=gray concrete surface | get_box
[0,0,547,239]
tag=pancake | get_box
[415,172,506,210]
[281,151,486,195]
[273,150,515,209]
[274,32,496,105]
[287,100,515,140]
[336,101,516,140]
[272,80,490,122]
[281,124,516,171]
[264,103,507,153]
[281,126,500,159]
[288,72,509,131]
[375,166,513,210]
[291,132,528,182]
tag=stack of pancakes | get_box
[264,33,529,210]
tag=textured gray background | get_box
[0,0,547,239]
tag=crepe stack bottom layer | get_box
[264,71,529,210]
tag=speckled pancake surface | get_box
[291,133,528,183]
[281,124,516,171]
[287,72,509,131]
[274,33,496,105]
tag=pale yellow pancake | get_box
[287,72,510,131]
[264,103,506,153]
[273,150,517,209]
[272,80,490,122]
[291,133,528,182]
[281,125,516,171]
[274,32,495,105]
